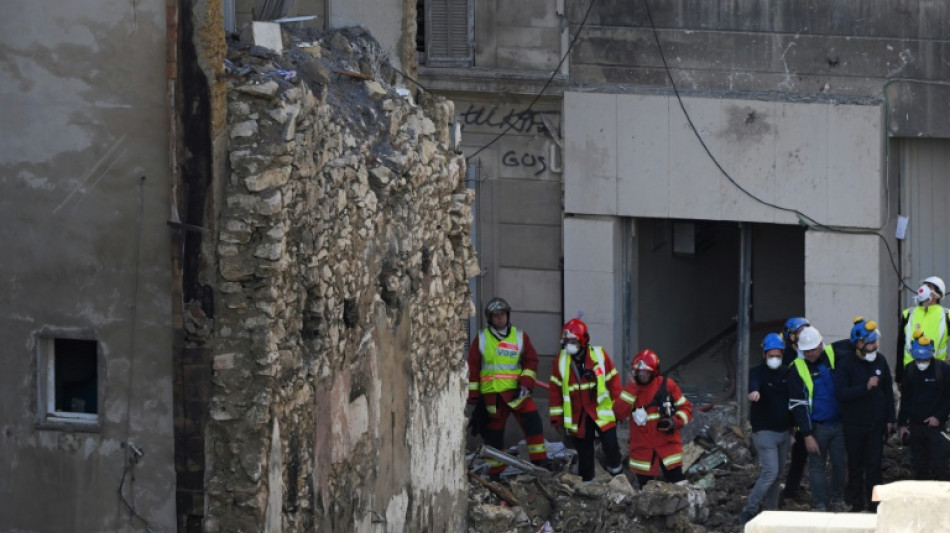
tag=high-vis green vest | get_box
[902,306,950,366]
[555,346,616,434]
[478,327,525,395]
[791,344,836,409]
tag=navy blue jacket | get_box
[832,342,895,429]
[788,348,840,436]
[748,363,792,432]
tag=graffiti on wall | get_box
[459,104,560,135]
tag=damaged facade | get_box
[2,1,475,532]
[5,1,950,532]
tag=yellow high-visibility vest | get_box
[556,346,616,434]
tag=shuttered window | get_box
[423,0,473,67]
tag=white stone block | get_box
[564,92,617,215]
[805,232,880,286]
[252,21,283,53]
[496,268,561,312]
[617,94,669,218]
[745,510,875,532]
[563,217,617,273]
[563,270,616,327]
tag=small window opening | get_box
[39,337,99,426]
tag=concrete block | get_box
[773,101,827,225]
[565,92,617,214]
[874,480,950,532]
[498,224,561,270]
[511,312,563,357]
[563,217,618,274]
[584,321,618,358]
[805,232,880,286]
[496,180,563,225]
[826,103,884,228]
[563,270,617,327]
[251,22,283,53]
[712,99,777,223]
[667,97,722,221]
[805,282,879,343]
[617,94,670,218]
[497,46,559,71]
[496,267,561,312]
[744,510,875,532]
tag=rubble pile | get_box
[467,404,915,533]
[205,26,475,532]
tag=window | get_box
[37,336,99,426]
[418,0,473,67]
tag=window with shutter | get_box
[421,0,473,67]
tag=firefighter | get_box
[467,297,549,478]
[548,318,624,481]
[614,349,692,487]
[896,276,950,383]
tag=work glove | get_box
[657,417,675,434]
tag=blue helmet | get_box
[911,331,935,360]
[783,317,810,343]
[850,316,880,345]
[762,333,785,353]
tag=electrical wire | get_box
[641,0,914,292]
[465,0,599,161]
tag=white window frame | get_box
[36,335,100,428]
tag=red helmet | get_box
[561,318,590,345]
[632,349,660,374]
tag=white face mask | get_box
[864,351,877,363]
[917,361,931,371]
[565,343,580,356]
[917,285,934,305]
[766,357,783,370]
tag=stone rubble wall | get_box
[204,30,476,533]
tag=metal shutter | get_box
[901,139,950,295]
[425,0,473,67]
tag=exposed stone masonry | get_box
[203,28,476,532]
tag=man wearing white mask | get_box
[833,317,895,512]
[896,276,950,384]
[897,332,950,480]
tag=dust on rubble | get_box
[467,403,913,532]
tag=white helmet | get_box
[798,326,823,351]
[922,276,946,298]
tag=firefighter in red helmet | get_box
[614,349,692,487]
[548,318,624,481]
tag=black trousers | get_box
[783,431,807,497]
[843,424,885,511]
[635,459,685,488]
[572,415,622,481]
[910,423,950,481]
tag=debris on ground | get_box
[467,403,917,532]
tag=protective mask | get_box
[917,285,934,305]
[864,351,877,363]
[565,343,580,356]
[916,361,931,371]
[766,357,782,370]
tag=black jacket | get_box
[748,363,792,432]
[832,342,895,429]
[898,359,950,426]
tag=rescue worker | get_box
[614,349,692,487]
[896,276,950,383]
[780,316,811,503]
[897,331,950,481]
[787,326,848,512]
[739,333,793,525]
[548,318,623,481]
[833,318,895,512]
[467,297,548,478]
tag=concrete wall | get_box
[329,0,409,72]
[458,97,564,357]
[0,1,175,532]
[564,92,884,227]
[474,0,562,71]
[563,216,623,357]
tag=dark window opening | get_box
[416,0,426,54]
[54,338,98,414]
